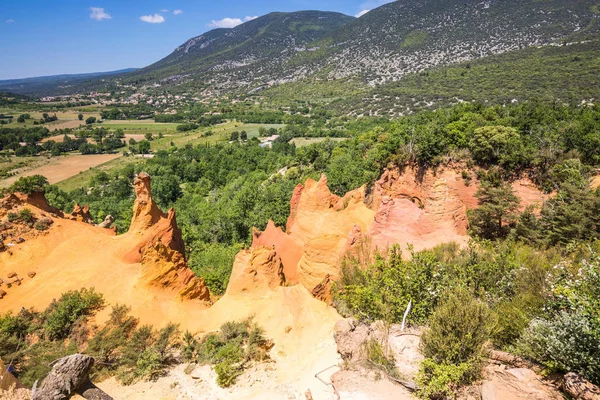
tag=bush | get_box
[417,288,495,398]
[188,319,271,387]
[18,208,34,223]
[516,312,600,384]
[9,175,49,194]
[7,211,18,222]
[416,359,475,399]
[421,288,495,365]
[334,245,451,324]
[34,219,51,231]
[361,337,399,379]
[43,288,105,340]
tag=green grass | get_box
[97,120,180,134]
[290,137,347,147]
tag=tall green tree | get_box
[469,179,520,239]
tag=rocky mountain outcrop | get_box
[125,172,186,263]
[0,172,210,307]
[77,0,599,99]
[141,241,210,301]
[250,166,548,299]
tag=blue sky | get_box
[0,0,393,80]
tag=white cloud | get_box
[173,9,183,15]
[140,14,165,23]
[208,15,257,28]
[359,0,394,10]
[6,19,14,23]
[355,1,394,18]
[90,7,111,21]
[161,9,169,13]
[208,17,243,28]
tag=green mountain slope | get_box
[294,0,600,85]
[328,38,600,116]
[258,37,600,116]
[118,0,599,95]
[120,11,355,90]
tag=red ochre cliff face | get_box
[251,166,548,297]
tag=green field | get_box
[97,120,181,134]
[290,137,347,147]
[55,122,285,191]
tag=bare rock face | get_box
[562,373,600,400]
[71,203,94,224]
[1,192,63,218]
[311,274,332,305]
[32,354,112,400]
[97,215,114,229]
[126,172,186,262]
[226,247,286,295]
[480,366,563,400]
[245,166,550,304]
[129,172,164,231]
[141,241,211,302]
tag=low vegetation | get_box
[182,318,272,387]
[0,290,184,387]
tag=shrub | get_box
[43,288,105,340]
[18,208,34,223]
[334,245,450,324]
[417,288,495,398]
[515,312,600,384]
[34,219,51,231]
[214,358,243,387]
[182,331,198,362]
[416,359,475,400]
[420,288,495,365]
[7,212,18,222]
[361,337,399,379]
[189,319,271,387]
[9,175,49,194]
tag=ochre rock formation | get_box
[249,166,549,299]
[0,172,209,310]
[141,241,210,301]
[71,203,94,224]
[226,246,286,295]
[125,172,185,263]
